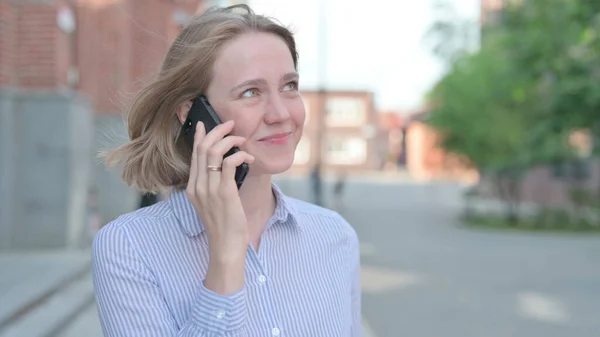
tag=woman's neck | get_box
[238,173,276,239]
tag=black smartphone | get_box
[181,95,249,189]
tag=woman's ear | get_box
[176,100,193,124]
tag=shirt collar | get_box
[168,182,300,237]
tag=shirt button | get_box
[216,310,225,319]
[272,327,280,336]
[258,275,267,284]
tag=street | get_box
[56,178,600,337]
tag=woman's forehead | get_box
[211,33,296,85]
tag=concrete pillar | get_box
[0,91,93,251]
[0,89,16,250]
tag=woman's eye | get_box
[283,81,298,91]
[242,88,259,98]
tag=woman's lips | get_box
[258,132,291,145]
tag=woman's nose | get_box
[264,94,291,124]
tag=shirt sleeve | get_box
[349,229,362,337]
[92,221,248,337]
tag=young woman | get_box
[92,5,361,336]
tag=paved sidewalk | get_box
[56,303,103,337]
[275,170,416,184]
[0,250,91,335]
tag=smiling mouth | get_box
[258,132,291,144]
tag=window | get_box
[325,137,367,165]
[325,97,366,127]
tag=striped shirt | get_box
[92,183,361,337]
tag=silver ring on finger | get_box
[206,165,222,172]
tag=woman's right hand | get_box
[185,120,254,294]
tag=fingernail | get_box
[196,121,203,130]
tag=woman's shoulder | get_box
[284,196,336,219]
[284,196,358,243]
[92,201,175,251]
[105,201,172,229]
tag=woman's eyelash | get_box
[241,81,298,97]
[242,88,259,97]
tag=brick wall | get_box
[0,2,16,86]
[406,121,479,183]
[0,0,206,114]
[76,0,199,115]
[128,0,172,92]
[77,1,133,113]
[0,1,72,89]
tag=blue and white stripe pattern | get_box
[92,183,361,337]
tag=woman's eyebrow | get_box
[283,72,299,82]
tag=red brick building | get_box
[0,0,213,113]
[376,108,479,183]
[0,0,384,174]
[377,111,405,170]
[404,114,479,183]
[0,0,252,228]
[291,90,383,174]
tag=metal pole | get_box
[317,0,327,160]
[314,0,327,206]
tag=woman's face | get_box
[205,32,305,176]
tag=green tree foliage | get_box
[426,0,600,225]
[427,0,600,173]
[500,0,600,140]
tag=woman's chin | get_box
[248,155,295,176]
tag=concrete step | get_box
[0,272,95,337]
[54,303,103,337]
[0,251,91,330]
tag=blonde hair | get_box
[101,5,298,194]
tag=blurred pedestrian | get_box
[310,163,323,206]
[83,186,102,248]
[92,5,360,337]
[333,170,347,211]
